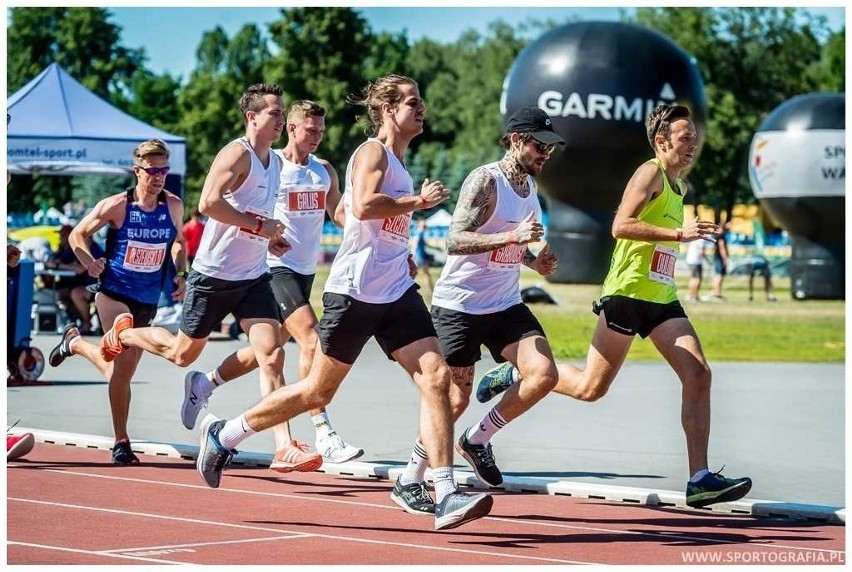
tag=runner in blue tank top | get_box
[48,139,187,465]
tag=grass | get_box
[307,264,845,363]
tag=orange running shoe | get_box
[100,313,134,362]
[269,440,323,474]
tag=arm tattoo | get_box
[446,168,514,255]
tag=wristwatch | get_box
[176,270,188,278]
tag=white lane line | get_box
[102,534,311,554]
[7,541,186,564]
[9,498,590,565]
[22,467,842,555]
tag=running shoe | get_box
[197,414,235,488]
[100,312,134,362]
[475,362,516,403]
[181,371,211,430]
[686,468,753,508]
[390,477,435,516]
[434,491,493,531]
[49,323,81,367]
[269,440,323,474]
[7,433,35,460]
[455,431,503,487]
[315,432,364,463]
[111,439,140,465]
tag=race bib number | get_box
[285,185,326,217]
[487,243,526,271]
[123,240,167,273]
[237,207,271,244]
[378,214,411,246]
[649,244,678,286]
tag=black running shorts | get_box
[593,295,687,339]
[180,271,282,339]
[431,303,545,367]
[317,285,436,364]
[270,267,315,321]
[97,288,159,327]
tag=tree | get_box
[265,8,379,172]
[175,24,272,208]
[629,8,834,220]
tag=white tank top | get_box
[192,138,281,281]
[324,139,415,303]
[431,162,542,314]
[268,151,331,275]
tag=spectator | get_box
[745,255,778,302]
[182,208,205,266]
[709,222,729,302]
[44,225,102,334]
[411,219,434,292]
[684,236,709,302]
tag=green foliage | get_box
[628,7,839,220]
[7,6,844,221]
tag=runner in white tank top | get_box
[268,151,332,274]
[98,85,326,472]
[192,137,281,281]
[189,101,362,465]
[402,106,565,492]
[194,76,493,531]
[431,161,542,314]
[324,137,416,303]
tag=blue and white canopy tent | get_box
[6,63,186,193]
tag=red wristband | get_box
[675,228,683,242]
[254,218,263,234]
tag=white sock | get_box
[218,414,256,450]
[689,468,711,483]
[312,412,332,440]
[511,367,520,383]
[432,466,456,503]
[399,439,429,486]
[68,335,82,353]
[466,407,508,446]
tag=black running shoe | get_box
[197,414,235,488]
[49,323,81,367]
[686,468,752,508]
[112,440,140,465]
[455,432,503,487]
[390,477,435,516]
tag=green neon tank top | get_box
[600,159,685,304]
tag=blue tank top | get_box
[101,189,176,305]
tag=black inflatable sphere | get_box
[501,21,706,283]
[748,93,845,300]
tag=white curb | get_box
[12,427,845,525]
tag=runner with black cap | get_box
[393,106,565,505]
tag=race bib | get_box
[285,185,326,217]
[487,243,526,271]
[237,207,271,244]
[123,240,167,273]
[378,214,411,246]
[649,244,678,286]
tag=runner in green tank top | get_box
[474,104,753,509]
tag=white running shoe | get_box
[181,371,211,430]
[315,432,364,463]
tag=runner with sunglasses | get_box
[394,107,566,506]
[475,104,753,509]
[48,138,187,465]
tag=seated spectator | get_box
[43,225,103,334]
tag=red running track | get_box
[7,443,846,565]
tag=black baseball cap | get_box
[505,106,566,147]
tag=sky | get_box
[105,4,847,80]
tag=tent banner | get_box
[7,137,186,175]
